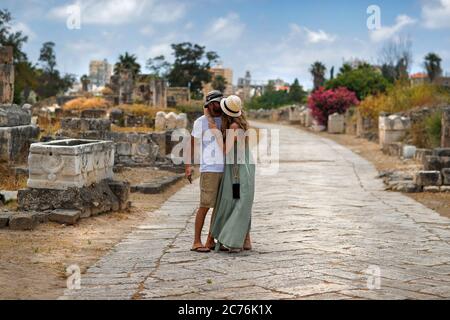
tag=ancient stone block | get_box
[108,132,160,165]
[0,104,32,127]
[288,106,304,124]
[0,212,11,228]
[423,156,442,171]
[403,145,417,159]
[328,113,345,134]
[165,112,178,130]
[414,171,442,187]
[27,139,115,190]
[423,186,440,193]
[155,111,167,131]
[9,213,38,230]
[442,168,450,185]
[110,108,124,125]
[18,180,120,215]
[442,107,450,148]
[80,109,107,119]
[176,113,188,129]
[0,47,14,104]
[415,149,433,162]
[49,209,81,225]
[35,212,50,223]
[378,114,411,148]
[0,124,40,164]
[0,190,17,204]
[59,118,108,140]
[433,148,450,157]
[107,180,130,210]
[131,175,182,194]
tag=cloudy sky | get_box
[3,0,450,89]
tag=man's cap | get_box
[204,90,224,107]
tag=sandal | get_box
[190,246,211,253]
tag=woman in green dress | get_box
[205,95,256,252]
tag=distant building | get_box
[410,72,450,88]
[410,72,428,86]
[436,76,450,88]
[89,59,113,88]
[203,64,234,97]
[272,78,290,92]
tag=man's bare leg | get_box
[205,209,216,249]
[192,207,210,250]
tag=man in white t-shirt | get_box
[186,90,224,253]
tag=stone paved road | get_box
[62,121,450,300]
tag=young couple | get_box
[185,90,256,253]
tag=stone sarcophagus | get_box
[379,114,411,148]
[27,139,114,190]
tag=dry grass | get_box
[359,84,450,121]
[63,97,111,111]
[117,104,176,117]
[111,124,154,133]
[37,116,61,137]
[0,163,27,191]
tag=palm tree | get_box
[114,52,141,79]
[310,61,327,91]
[424,53,443,83]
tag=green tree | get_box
[326,64,390,100]
[0,9,28,63]
[211,75,227,93]
[1,9,38,103]
[39,41,57,73]
[378,37,413,83]
[114,52,141,78]
[339,63,353,75]
[14,61,39,103]
[424,53,443,83]
[167,42,219,98]
[80,74,90,92]
[289,78,307,103]
[146,55,171,78]
[35,42,75,98]
[310,61,326,91]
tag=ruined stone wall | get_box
[442,107,450,148]
[0,47,14,104]
[167,87,190,107]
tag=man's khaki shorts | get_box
[200,172,223,208]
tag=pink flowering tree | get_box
[308,87,359,126]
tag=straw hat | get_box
[220,95,242,118]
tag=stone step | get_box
[131,175,183,194]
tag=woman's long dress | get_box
[210,143,255,250]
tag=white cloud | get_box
[205,12,245,43]
[228,23,375,89]
[140,26,155,36]
[10,21,36,40]
[49,0,186,25]
[369,15,416,42]
[422,0,450,29]
[289,24,336,44]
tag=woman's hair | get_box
[221,111,250,139]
